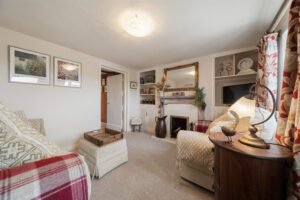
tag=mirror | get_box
[164,62,198,91]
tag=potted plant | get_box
[195,87,206,111]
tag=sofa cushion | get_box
[0,103,64,155]
[13,111,30,124]
[0,120,48,168]
[206,111,237,134]
[14,111,46,135]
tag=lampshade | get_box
[228,96,256,118]
[222,84,275,149]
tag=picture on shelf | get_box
[235,50,258,75]
[236,58,256,75]
[9,46,50,85]
[215,55,234,77]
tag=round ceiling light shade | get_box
[120,10,154,37]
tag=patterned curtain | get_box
[276,0,300,198]
[256,33,278,111]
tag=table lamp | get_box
[228,84,276,149]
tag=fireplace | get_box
[170,115,189,138]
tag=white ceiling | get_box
[0,0,283,69]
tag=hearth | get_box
[170,115,189,138]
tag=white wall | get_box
[0,26,139,150]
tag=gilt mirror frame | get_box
[164,62,199,92]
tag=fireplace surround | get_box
[170,115,189,138]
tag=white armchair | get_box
[176,108,277,192]
[176,130,214,191]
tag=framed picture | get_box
[54,57,81,88]
[130,81,138,89]
[9,46,50,85]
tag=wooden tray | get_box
[84,128,123,147]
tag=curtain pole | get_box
[268,0,292,33]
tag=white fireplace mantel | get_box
[160,95,195,105]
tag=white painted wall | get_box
[0,26,139,150]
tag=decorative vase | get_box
[201,102,206,111]
[155,116,167,138]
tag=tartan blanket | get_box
[0,153,89,200]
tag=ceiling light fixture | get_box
[120,10,154,37]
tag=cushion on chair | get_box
[14,111,30,125]
[206,111,237,134]
[0,120,49,168]
[28,118,46,135]
[0,103,65,155]
[130,117,142,125]
[14,111,46,135]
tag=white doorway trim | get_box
[100,64,128,132]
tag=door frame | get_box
[100,65,128,132]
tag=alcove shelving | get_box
[140,70,156,105]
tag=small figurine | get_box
[221,126,236,142]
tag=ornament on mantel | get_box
[155,76,169,117]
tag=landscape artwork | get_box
[54,57,81,88]
[9,46,50,85]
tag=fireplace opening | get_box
[170,115,189,138]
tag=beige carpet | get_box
[91,132,213,200]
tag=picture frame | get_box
[53,57,82,88]
[9,46,50,85]
[130,81,138,89]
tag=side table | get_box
[209,133,292,200]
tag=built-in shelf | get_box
[161,95,195,100]
[140,103,156,105]
[160,95,195,105]
[214,48,258,107]
[140,83,156,86]
[140,70,156,105]
[215,73,256,81]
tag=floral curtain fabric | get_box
[276,0,300,198]
[256,33,278,111]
